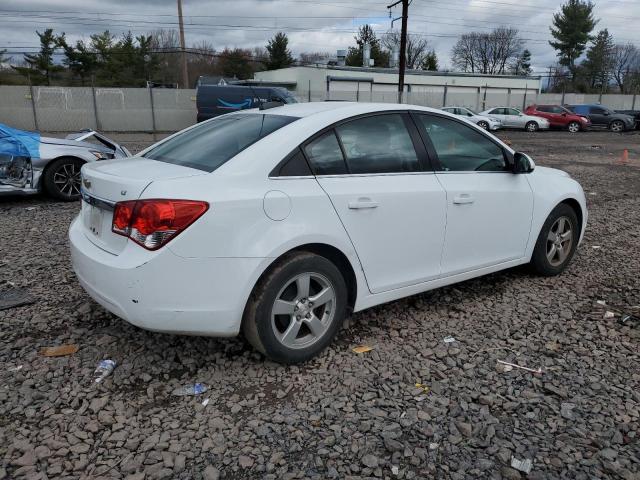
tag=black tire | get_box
[477,121,489,130]
[242,251,348,364]
[43,157,84,201]
[567,121,580,133]
[530,204,579,276]
[525,121,539,132]
[609,120,624,133]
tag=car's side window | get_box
[415,114,508,172]
[273,148,312,177]
[489,108,502,115]
[304,131,347,175]
[537,106,550,113]
[508,108,521,115]
[335,114,420,174]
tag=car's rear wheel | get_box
[610,120,624,133]
[567,121,580,133]
[525,121,539,132]
[531,204,579,276]
[243,251,348,364]
[477,121,489,130]
[43,157,84,201]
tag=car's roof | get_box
[238,101,449,121]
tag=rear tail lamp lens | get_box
[112,199,209,250]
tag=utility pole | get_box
[388,0,409,103]
[177,0,189,88]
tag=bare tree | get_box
[611,43,640,93]
[451,27,524,74]
[188,40,217,81]
[299,52,328,65]
[149,29,180,84]
[382,31,430,70]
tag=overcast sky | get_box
[2,0,639,74]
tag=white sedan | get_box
[441,106,502,131]
[479,107,550,132]
[70,102,587,363]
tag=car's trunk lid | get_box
[80,157,207,255]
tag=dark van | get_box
[196,85,298,122]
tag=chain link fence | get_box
[0,85,638,133]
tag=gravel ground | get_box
[1,130,639,480]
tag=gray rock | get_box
[203,465,220,480]
[362,454,379,468]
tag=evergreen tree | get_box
[218,48,254,79]
[512,49,532,75]
[421,50,438,71]
[266,32,293,70]
[345,25,389,68]
[582,29,615,91]
[58,35,98,85]
[549,0,598,81]
[14,29,63,85]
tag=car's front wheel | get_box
[567,121,580,133]
[243,252,348,364]
[525,121,539,132]
[477,121,489,130]
[610,120,625,133]
[43,157,84,201]
[531,204,579,276]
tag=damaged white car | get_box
[0,124,130,201]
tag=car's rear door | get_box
[412,112,533,276]
[306,112,447,294]
[588,106,608,127]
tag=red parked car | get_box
[525,104,590,133]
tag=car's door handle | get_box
[453,194,475,205]
[348,198,379,209]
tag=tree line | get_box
[1,0,639,94]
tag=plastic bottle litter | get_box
[94,359,116,383]
[443,336,456,343]
[172,383,208,396]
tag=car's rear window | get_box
[144,113,298,172]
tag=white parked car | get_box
[479,107,550,132]
[441,106,502,131]
[70,102,587,363]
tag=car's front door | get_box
[305,113,447,294]
[412,113,534,276]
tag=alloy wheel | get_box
[611,121,624,133]
[526,122,539,132]
[270,272,336,350]
[546,216,573,267]
[52,162,81,197]
[568,122,580,133]
[477,121,489,130]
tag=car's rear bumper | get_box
[69,216,265,336]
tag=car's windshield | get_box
[144,113,298,172]
[463,108,478,115]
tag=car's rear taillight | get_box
[112,199,209,250]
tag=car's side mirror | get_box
[604,112,610,116]
[512,152,535,174]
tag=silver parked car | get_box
[441,106,502,131]
[479,107,550,132]
[0,127,130,201]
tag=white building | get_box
[252,65,543,111]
